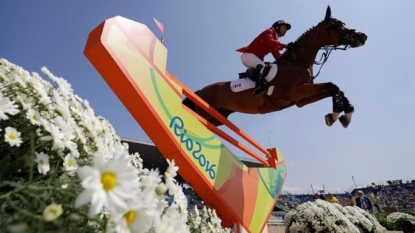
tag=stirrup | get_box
[253,85,267,95]
[239,68,255,80]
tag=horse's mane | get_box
[280,21,321,59]
[280,17,343,59]
[293,25,318,44]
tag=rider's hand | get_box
[286,42,295,50]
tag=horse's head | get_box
[280,5,368,68]
[319,6,368,48]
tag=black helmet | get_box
[272,20,291,30]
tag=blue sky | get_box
[1,0,414,194]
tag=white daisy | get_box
[35,152,50,174]
[75,153,139,217]
[59,121,77,152]
[130,153,143,169]
[4,127,23,147]
[112,206,154,233]
[52,90,72,121]
[25,108,42,126]
[0,92,20,121]
[16,93,34,110]
[172,189,188,218]
[165,159,179,178]
[41,67,74,97]
[40,122,65,151]
[63,154,78,174]
[31,78,51,105]
[154,211,190,233]
[42,203,63,222]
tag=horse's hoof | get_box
[325,113,335,127]
[339,115,351,128]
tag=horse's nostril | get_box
[360,33,368,40]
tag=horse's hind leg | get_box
[338,92,354,128]
[324,92,344,127]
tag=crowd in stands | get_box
[276,192,352,210]
[276,179,415,213]
[170,179,415,215]
[355,180,415,213]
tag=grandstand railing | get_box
[267,219,285,226]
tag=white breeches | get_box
[240,52,278,82]
[241,53,263,68]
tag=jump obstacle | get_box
[84,16,287,233]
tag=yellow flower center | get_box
[9,133,16,140]
[39,159,44,165]
[67,160,72,167]
[124,211,136,226]
[101,172,117,191]
[49,207,58,215]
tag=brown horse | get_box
[183,6,368,128]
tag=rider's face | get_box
[279,25,287,37]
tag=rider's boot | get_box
[253,64,267,95]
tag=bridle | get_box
[289,18,357,80]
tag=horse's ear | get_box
[325,5,332,21]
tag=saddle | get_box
[238,62,273,81]
[230,62,276,95]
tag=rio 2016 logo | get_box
[169,116,217,179]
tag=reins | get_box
[287,44,351,81]
[312,45,350,80]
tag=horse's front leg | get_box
[298,90,355,128]
[324,92,344,127]
[337,91,354,128]
[293,82,340,109]
[324,91,355,128]
[290,82,353,128]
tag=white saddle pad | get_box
[230,64,278,93]
[230,78,255,92]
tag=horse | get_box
[182,5,368,128]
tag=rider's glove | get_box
[286,42,295,50]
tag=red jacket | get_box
[236,27,286,61]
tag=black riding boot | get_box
[253,64,267,95]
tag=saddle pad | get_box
[230,78,255,92]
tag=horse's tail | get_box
[182,90,200,111]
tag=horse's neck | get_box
[298,46,321,67]
[283,25,324,67]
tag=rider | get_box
[236,20,291,95]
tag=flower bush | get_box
[386,212,415,233]
[284,200,386,233]
[0,58,230,233]
[187,204,230,233]
[386,212,415,223]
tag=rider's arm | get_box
[271,50,282,60]
[262,28,286,51]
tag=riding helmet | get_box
[272,20,291,30]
